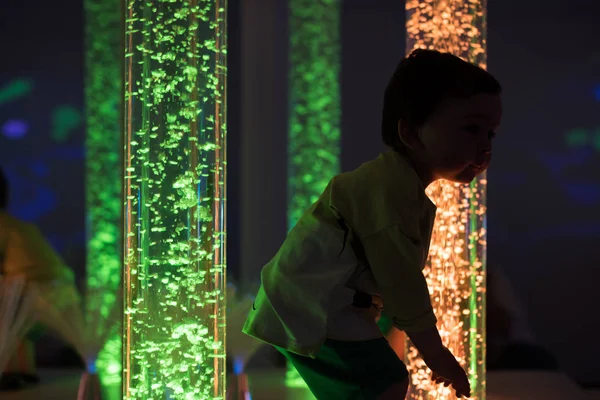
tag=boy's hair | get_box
[0,167,7,210]
[382,49,502,151]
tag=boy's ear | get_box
[397,120,422,150]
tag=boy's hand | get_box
[405,327,471,397]
[424,347,471,398]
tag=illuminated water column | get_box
[123,1,227,399]
[404,1,487,399]
[286,0,341,389]
[84,0,123,389]
[287,0,341,228]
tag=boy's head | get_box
[382,49,502,184]
[0,166,7,210]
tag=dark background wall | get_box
[486,0,600,385]
[1,0,598,385]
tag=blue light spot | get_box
[233,356,245,375]
[86,357,98,374]
[2,120,29,139]
[595,84,600,102]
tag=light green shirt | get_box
[243,151,437,357]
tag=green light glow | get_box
[286,0,341,389]
[565,128,588,148]
[287,0,342,229]
[84,0,123,392]
[594,128,600,151]
[53,105,83,142]
[0,78,34,105]
[123,1,227,399]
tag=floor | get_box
[2,369,599,400]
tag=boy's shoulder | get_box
[332,150,422,205]
[329,151,432,238]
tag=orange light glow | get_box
[405,1,487,399]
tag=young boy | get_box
[243,49,502,399]
[0,167,77,390]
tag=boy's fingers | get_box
[457,390,470,398]
[453,383,470,398]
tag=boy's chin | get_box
[443,177,474,184]
[445,169,483,184]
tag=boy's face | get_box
[418,93,502,184]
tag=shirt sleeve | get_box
[361,224,437,332]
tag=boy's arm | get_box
[361,224,437,333]
[405,326,445,358]
[362,225,471,398]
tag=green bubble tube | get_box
[84,0,123,392]
[286,0,341,390]
[287,0,342,229]
[123,0,227,398]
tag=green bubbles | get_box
[123,0,227,398]
[285,1,341,390]
[84,0,123,392]
[287,0,341,230]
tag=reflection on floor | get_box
[2,369,598,400]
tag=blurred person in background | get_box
[0,167,78,391]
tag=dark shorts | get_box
[277,338,408,400]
